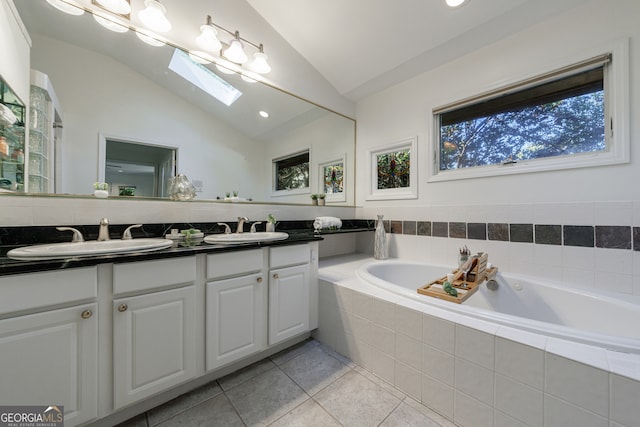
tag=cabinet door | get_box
[113,286,196,409]
[206,273,266,371]
[0,304,98,427]
[268,264,310,345]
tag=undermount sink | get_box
[7,238,174,260]
[204,232,289,245]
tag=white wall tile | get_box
[422,344,454,386]
[594,271,633,294]
[368,345,395,385]
[495,374,543,427]
[454,390,493,427]
[534,203,563,225]
[455,358,494,406]
[562,246,596,270]
[545,353,609,417]
[455,325,494,370]
[508,242,536,276]
[509,203,535,223]
[396,305,422,340]
[544,395,607,427]
[396,333,422,370]
[533,244,562,267]
[563,202,595,226]
[594,248,633,274]
[495,337,544,389]
[423,314,455,354]
[610,374,640,426]
[594,201,633,226]
[372,297,395,330]
[421,374,454,420]
[368,323,396,356]
[494,410,528,427]
[351,290,373,320]
[395,361,421,400]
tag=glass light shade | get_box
[135,30,165,47]
[46,0,84,15]
[95,0,130,15]
[216,63,236,75]
[446,0,466,7]
[188,51,214,65]
[196,25,222,53]
[241,74,258,83]
[139,0,171,33]
[249,51,271,74]
[223,39,248,64]
[93,14,129,33]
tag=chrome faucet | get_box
[98,217,110,241]
[236,217,248,233]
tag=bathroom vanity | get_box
[0,239,319,426]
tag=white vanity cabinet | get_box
[0,268,98,427]
[268,245,311,345]
[205,249,267,371]
[112,257,197,409]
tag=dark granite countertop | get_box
[0,220,374,276]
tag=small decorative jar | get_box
[168,174,196,201]
[374,214,388,260]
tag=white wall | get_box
[30,35,266,201]
[0,0,30,103]
[354,0,640,295]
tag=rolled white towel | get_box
[0,103,17,126]
[313,216,342,231]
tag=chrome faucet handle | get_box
[56,227,85,243]
[217,223,231,234]
[122,224,143,240]
[250,222,262,233]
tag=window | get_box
[319,156,346,202]
[273,150,309,193]
[367,137,417,200]
[431,41,629,181]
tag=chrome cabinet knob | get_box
[81,309,93,319]
[257,277,263,283]
[273,273,279,279]
[117,303,128,312]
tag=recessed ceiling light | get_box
[446,0,467,7]
[259,111,269,118]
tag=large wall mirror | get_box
[10,1,355,205]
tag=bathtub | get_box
[357,259,640,354]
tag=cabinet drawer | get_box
[207,249,264,280]
[0,267,97,316]
[114,257,196,295]
[270,244,310,269]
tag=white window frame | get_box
[318,154,347,203]
[271,149,310,197]
[428,38,629,183]
[366,137,417,201]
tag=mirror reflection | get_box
[10,1,355,205]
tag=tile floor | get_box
[117,339,457,427]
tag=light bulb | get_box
[139,0,171,33]
[196,25,222,53]
[93,14,129,33]
[259,111,269,118]
[136,30,165,47]
[223,38,247,64]
[249,51,271,74]
[95,0,130,15]
[46,0,84,16]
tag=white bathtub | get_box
[357,260,640,354]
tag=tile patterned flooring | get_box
[117,339,457,427]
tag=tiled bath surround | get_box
[315,257,640,427]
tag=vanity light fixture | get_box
[188,51,215,65]
[135,29,166,47]
[139,0,171,33]
[223,33,248,64]
[259,110,269,118]
[94,0,130,15]
[445,0,467,7]
[249,46,271,74]
[196,16,223,53]
[93,13,129,33]
[46,0,85,16]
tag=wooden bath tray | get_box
[418,264,497,304]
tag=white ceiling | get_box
[247,0,590,100]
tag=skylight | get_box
[168,49,242,107]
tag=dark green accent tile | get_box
[510,224,533,243]
[432,222,448,238]
[535,225,562,245]
[402,221,416,235]
[390,221,403,234]
[563,225,594,247]
[449,222,466,239]
[488,223,509,241]
[635,227,640,251]
[417,221,431,236]
[467,223,487,240]
[595,226,631,249]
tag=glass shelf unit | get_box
[0,78,26,192]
